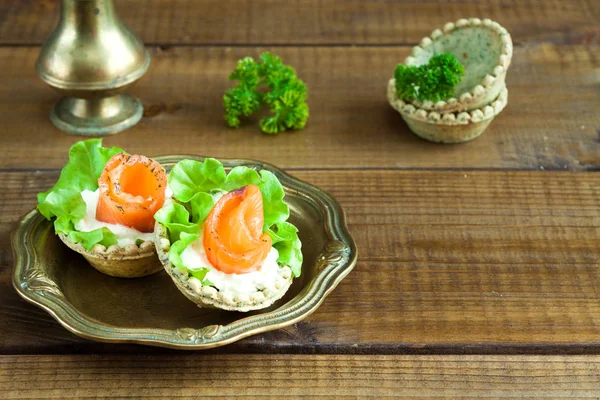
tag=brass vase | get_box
[36,0,151,136]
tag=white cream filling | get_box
[74,189,156,246]
[180,235,283,297]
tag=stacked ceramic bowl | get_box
[387,18,512,143]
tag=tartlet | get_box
[37,139,167,279]
[58,234,161,278]
[403,17,512,114]
[151,158,303,312]
[388,80,508,143]
[154,222,293,312]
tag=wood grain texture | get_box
[1,355,600,399]
[0,0,598,46]
[1,44,599,171]
[2,170,599,354]
[1,0,599,392]
[0,355,598,399]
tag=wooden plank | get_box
[1,44,599,171]
[2,170,599,354]
[1,354,600,398]
[0,0,598,45]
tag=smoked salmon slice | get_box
[96,154,167,233]
[202,184,272,274]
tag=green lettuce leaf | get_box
[169,232,201,270]
[256,170,290,228]
[54,215,118,250]
[36,139,126,249]
[68,228,119,251]
[268,221,302,277]
[37,188,87,221]
[168,232,212,285]
[161,158,303,280]
[221,166,261,191]
[168,158,226,202]
[153,203,199,242]
[38,139,124,219]
[189,268,211,283]
[188,192,215,224]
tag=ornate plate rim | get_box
[12,155,357,350]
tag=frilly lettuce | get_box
[37,139,126,250]
[152,203,199,243]
[267,221,303,275]
[167,158,227,202]
[155,158,303,281]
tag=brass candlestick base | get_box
[36,0,150,136]
[51,94,144,136]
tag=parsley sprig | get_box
[394,53,465,103]
[224,52,309,134]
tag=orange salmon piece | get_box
[202,184,272,274]
[96,154,167,233]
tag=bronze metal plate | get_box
[12,155,357,349]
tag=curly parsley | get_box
[224,52,309,134]
[394,53,465,102]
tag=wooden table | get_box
[1,0,599,397]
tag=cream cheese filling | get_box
[180,236,284,297]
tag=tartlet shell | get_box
[404,17,512,113]
[154,221,294,312]
[58,233,162,278]
[388,78,508,143]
